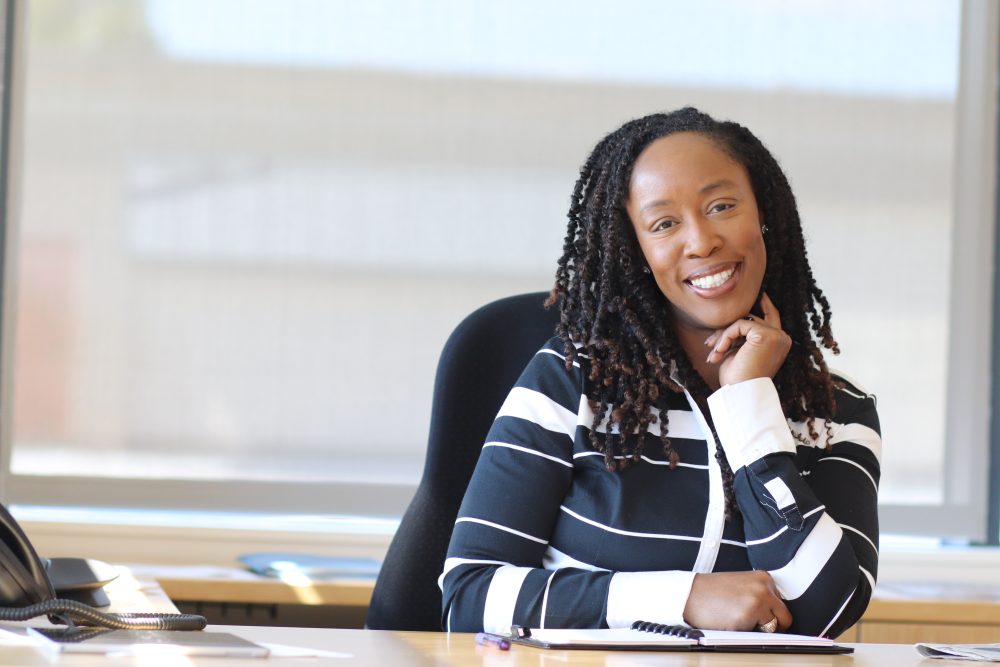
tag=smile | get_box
[687,266,736,290]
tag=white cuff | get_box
[707,377,795,470]
[606,571,696,628]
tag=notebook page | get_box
[698,630,834,646]
[521,628,696,646]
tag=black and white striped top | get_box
[440,337,880,637]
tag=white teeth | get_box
[689,267,735,289]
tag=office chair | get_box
[364,291,560,631]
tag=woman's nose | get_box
[683,216,722,257]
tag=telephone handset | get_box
[0,502,206,631]
[0,502,55,606]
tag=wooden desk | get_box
[104,565,181,614]
[1,571,934,667]
[0,567,930,664]
[18,628,928,666]
[850,582,1000,643]
[130,566,1000,642]
[139,565,374,607]
[124,564,373,627]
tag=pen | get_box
[475,632,511,650]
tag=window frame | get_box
[875,0,998,542]
[0,0,996,543]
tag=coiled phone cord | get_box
[0,598,207,630]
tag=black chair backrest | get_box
[365,292,559,630]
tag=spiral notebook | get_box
[510,621,853,654]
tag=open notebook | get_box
[510,622,852,654]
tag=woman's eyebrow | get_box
[700,179,737,194]
[639,199,672,215]
[637,179,740,215]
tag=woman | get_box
[439,108,880,638]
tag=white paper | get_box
[0,627,58,664]
[917,642,1000,661]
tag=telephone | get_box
[0,502,55,607]
[0,502,205,631]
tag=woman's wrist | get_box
[607,570,696,628]
[707,377,795,470]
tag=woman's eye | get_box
[709,202,734,214]
[652,219,677,232]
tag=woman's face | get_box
[626,131,766,334]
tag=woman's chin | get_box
[672,308,749,333]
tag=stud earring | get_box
[642,266,651,274]
[761,224,769,235]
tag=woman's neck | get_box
[674,320,721,392]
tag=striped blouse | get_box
[439,336,881,637]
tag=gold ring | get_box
[757,617,778,633]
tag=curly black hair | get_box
[546,107,839,518]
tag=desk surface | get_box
[16,627,928,666]
[251,629,913,667]
[106,565,181,614]
[135,563,1000,622]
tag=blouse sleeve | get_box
[439,343,697,633]
[707,376,881,637]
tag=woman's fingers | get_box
[683,570,793,632]
[704,295,789,381]
[759,292,782,329]
[705,315,792,384]
[704,294,781,359]
[705,319,754,364]
[768,594,794,632]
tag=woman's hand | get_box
[705,293,791,387]
[683,570,792,632]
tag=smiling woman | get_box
[626,133,769,356]
[0,0,988,586]
[440,108,880,638]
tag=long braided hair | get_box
[546,107,839,518]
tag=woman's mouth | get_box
[686,264,737,290]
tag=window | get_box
[1,0,992,540]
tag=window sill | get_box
[13,505,399,567]
[879,540,1000,587]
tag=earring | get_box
[761,224,769,235]
[642,266,651,274]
